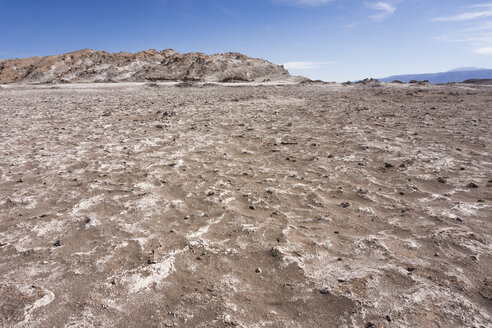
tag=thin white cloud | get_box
[433,5,492,21]
[283,61,335,69]
[469,4,492,9]
[366,2,396,22]
[433,4,492,55]
[343,23,357,30]
[475,46,492,54]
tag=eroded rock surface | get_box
[0,49,294,84]
[0,82,491,327]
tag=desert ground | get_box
[0,82,491,327]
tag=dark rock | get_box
[384,162,394,168]
[319,287,331,294]
[148,252,157,264]
[340,202,350,208]
[365,323,375,328]
[407,267,415,272]
[255,267,261,273]
[467,182,479,188]
[270,247,281,257]
[456,217,463,222]
[437,177,447,184]
[53,240,62,247]
[355,78,380,86]
[386,315,392,322]
[249,205,255,210]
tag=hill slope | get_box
[380,68,492,84]
[0,49,294,83]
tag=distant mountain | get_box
[0,49,297,84]
[448,67,485,72]
[379,68,492,84]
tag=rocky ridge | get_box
[0,49,295,83]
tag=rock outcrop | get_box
[0,48,294,83]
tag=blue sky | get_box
[1,0,491,81]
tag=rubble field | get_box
[0,82,491,327]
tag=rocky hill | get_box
[463,79,492,85]
[0,49,294,83]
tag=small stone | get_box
[399,163,406,169]
[437,177,446,184]
[148,252,157,264]
[337,257,342,261]
[386,315,392,322]
[319,287,331,294]
[407,267,415,272]
[270,247,281,257]
[467,182,479,188]
[255,267,261,273]
[334,231,339,234]
[384,162,394,168]
[340,202,350,208]
[184,215,190,220]
[249,205,255,210]
[337,278,346,283]
[53,240,62,247]
[456,217,463,222]
[365,323,375,328]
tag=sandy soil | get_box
[0,82,491,327]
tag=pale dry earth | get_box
[0,82,491,327]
